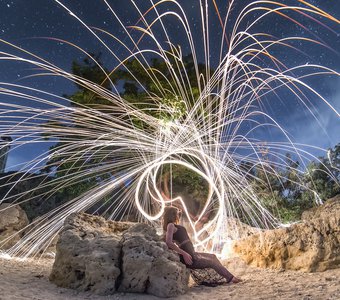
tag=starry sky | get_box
[0,0,339,172]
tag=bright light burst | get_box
[0,0,339,258]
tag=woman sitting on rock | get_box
[163,206,241,284]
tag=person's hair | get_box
[162,206,179,231]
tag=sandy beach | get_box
[0,256,339,300]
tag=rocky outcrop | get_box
[223,217,261,240]
[233,195,340,272]
[49,213,190,298]
[0,203,29,249]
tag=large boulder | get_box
[49,213,133,294]
[232,195,340,272]
[0,203,29,249]
[118,223,189,297]
[49,213,190,298]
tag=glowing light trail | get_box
[0,1,338,258]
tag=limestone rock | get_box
[50,213,190,298]
[233,195,340,272]
[0,203,29,249]
[224,217,262,240]
[301,194,340,221]
[119,223,190,297]
[49,213,133,295]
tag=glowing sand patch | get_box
[0,251,12,260]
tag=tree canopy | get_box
[39,53,339,222]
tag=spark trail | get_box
[0,0,339,258]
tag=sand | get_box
[0,256,339,300]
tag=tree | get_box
[41,51,339,223]
[66,52,118,108]
[250,144,340,222]
[40,51,212,216]
[301,143,340,202]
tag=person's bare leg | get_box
[191,253,241,283]
[201,253,241,282]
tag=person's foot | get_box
[229,276,242,284]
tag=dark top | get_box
[173,224,195,257]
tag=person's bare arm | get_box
[165,223,192,265]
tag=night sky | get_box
[0,0,339,172]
